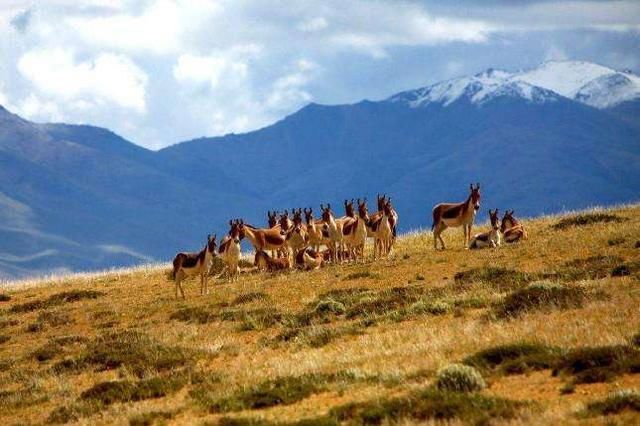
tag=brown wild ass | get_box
[304,208,330,252]
[367,200,393,259]
[432,184,481,250]
[285,209,308,259]
[321,204,346,263]
[218,220,243,281]
[501,210,528,243]
[342,199,369,262]
[238,220,289,258]
[172,234,217,299]
[254,250,291,271]
[295,247,323,270]
[469,209,502,249]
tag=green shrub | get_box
[81,375,187,405]
[454,267,534,291]
[463,342,560,375]
[82,330,194,377]
[583,389,640,417]
[494,281,585,318]
[10,290,103,313]
[331,388,524,424]
[0,293,11,302]
[0,335,9,345]
[612,265,631,277]
[170,306,218,324]
[552,213,625,230]
[410,300,450,316]
[232,292,268,306]
[129,410,176,426]
[632,332,640,347]
[196,374,323,412]
[555,345,640,384]
[344,271,380,280]
[436,364,486,393]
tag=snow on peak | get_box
[389,60,640,109]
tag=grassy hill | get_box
[1,205,639,425]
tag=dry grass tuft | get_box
[552,213,626,230]
[582,389,640,417]
[493,281,586,318]
[9,289,103,313]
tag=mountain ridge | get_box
[1,59,639,278]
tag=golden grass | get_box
[0,205,639,425]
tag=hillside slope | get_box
[2,60,640,278]
[1,205,639,424]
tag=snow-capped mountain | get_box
[389,60,640,109]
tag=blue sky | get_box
[1,0,638,149]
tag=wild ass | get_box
[367,200,393,259]
[304,208,330,252]
[254,250,291,272]
[172,234,217,299]
[285,209,308,259]
[501,210,528,243]
[469,209,502,249]
[295,247,324,270]
[238,220,289,258]
[218,220,242,281]
[342,199,369,262]
[432,184,481,250]
[321,204,346,263]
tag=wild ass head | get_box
[357,198,369,221]
[320,204,334,223]
[207,233,218,253]
[469,183,481,211]
[344,199,355,218]
[501,210,517,232]
[489,209,500,231]
[267,211,278,228]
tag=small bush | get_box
[35,310,74,327]
[0,293,11,302]
[552,213,625,230]
[612,264,631,277]
[344,271,380,280]
[554,255,623,281]
[555,345,640,384]
[331,388,525,424]
[82,330,194,377]
[0,319,19,327]
[129,410,176,426]
[410,300,450,316]
[170,306,218,324]
[635,241,640,249]
[436,364,486,393]
[10,289,103,313]
[81,375,188,405]
[0,335,9,345]
[494,281,585,318]
[232,292,268,306]
[313,298,346,316]
[235,308,284,331]
[454,267,534,291]
[46,402,101,424]
[632,332,640,347]
[196,374,323,412]
[464,342,560,375]
[608,237,626,246]
[583,389,640,417]
[33,342,61,362]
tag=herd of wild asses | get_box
[171,184,528,299]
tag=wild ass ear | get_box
[470,183,474,191]
[327,203,331,210]
[320,203,324,211]
[476,183,480,190]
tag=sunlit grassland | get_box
[1,204,639,425]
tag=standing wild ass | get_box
[172,234,217,299]
[432,184,481,250]
[218,220,243,281]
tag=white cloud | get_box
[17,93,64,122]
[17,48,147,112]
[297,17,328,32]
[65,0,220,55]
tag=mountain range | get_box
[1,60,639,279]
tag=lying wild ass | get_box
[172,234,217,299]
[501,210,528,243]
[254,250,291,271]
[469,209,502,249]
[295,247,323,270]
[432,184,481,250]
